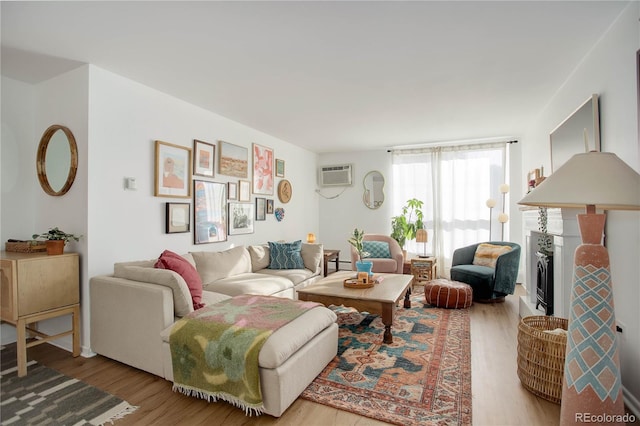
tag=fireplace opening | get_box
[536,252,554,315]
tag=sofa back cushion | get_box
[268,240,305,269]
[248,245,270,272]
[301,243,322,274]
[113,262,193,317]
[191,245,252,283]
[154,250,204,310]
[472,243,512,268]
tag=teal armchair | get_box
[450,241,521,302]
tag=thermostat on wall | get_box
[124,177,137,190]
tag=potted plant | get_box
[32,227,82,255]
[348,228,372,275]
[390,198,425,254]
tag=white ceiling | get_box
[1,1,629,153]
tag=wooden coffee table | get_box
[297,271,413,344]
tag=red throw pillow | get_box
[154,250,204,310]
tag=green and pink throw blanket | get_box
[170,295,321,415]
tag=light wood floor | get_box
[23,285,564,425]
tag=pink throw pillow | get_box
[154,250,204,310]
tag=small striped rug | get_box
[0,344,137,426]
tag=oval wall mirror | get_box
[363,170,385,209]
[36,125,78,196]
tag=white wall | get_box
[1,69,89,345]
[520,3,640,410]
[317,150,393,268]
[1,65,320,352]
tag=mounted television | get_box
[550,94,600,173]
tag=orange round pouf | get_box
[425,279,473,309]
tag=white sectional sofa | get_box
[90,243,338,417]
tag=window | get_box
[392,142,508,276]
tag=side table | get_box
[1,251,80,377]
[323,249,340,277]
[410,257,438,285]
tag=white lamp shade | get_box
[500,184,510,194]
[486,198,497,208]
[519,152,640,210]
[498,213,509,223]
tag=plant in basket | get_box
[32,227,82,255]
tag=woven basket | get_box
[517,315,568,404]
[5,241,47,253]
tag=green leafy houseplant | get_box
[390,198,425,249]
[347,228,370,261]
[32,227,82,244]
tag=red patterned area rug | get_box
[301,294,471,426]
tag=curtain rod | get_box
[387,139,518,153]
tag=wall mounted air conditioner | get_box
[319,164,353,187]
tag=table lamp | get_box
[415,228,428,258]
[518,151,640,425]
[307,233,316,243]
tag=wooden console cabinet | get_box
[1,251,80,377]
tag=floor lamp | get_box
[519,152,640,425]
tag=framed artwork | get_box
[165,203,190,233]
[227,182,238,200]
[239,180,251,202]
[155,140,192,198]
[193,180,227,244]
[252,143,274,195]
[277,179,292,203]
[275,159,285,177]
[266,199,274,214]
[255,197,266,221]
[193,139,215,177]
[228,202,254,235]
[218,141,248,178]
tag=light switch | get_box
[124,177,137,190]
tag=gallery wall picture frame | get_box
[266,199,274,214]
[275,159,285,178]
[155,140,192,198]
[166,203,190,233]
[255,197,266,221]
[193,180,227,244]
[252,143,274,195]
[193,139,215,177]
[219,140,249,178]
[228,202,254,235]
[239,180,251,202]
[227,182,238,200]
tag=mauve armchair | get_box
[450,241,521,302]
[350,234,404,274]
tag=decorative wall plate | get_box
[277,179,292,203]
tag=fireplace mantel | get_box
[520,208,582,319]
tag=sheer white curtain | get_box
[392,143,506,277]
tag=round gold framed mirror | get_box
[36,125,78,196]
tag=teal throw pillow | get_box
[268,240,305,269]
[362,241,391,259]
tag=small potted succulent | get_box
[32,227,82,255]
[348,228,372,275]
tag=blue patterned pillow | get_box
[362,241,391,259]
[268,240,305,269]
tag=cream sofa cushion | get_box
[301,243,323,274]
[258,268,315,286]
[204,273,293,297]
[248,245,270,272]
[191,245,251,283]
[114,263,193,317]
